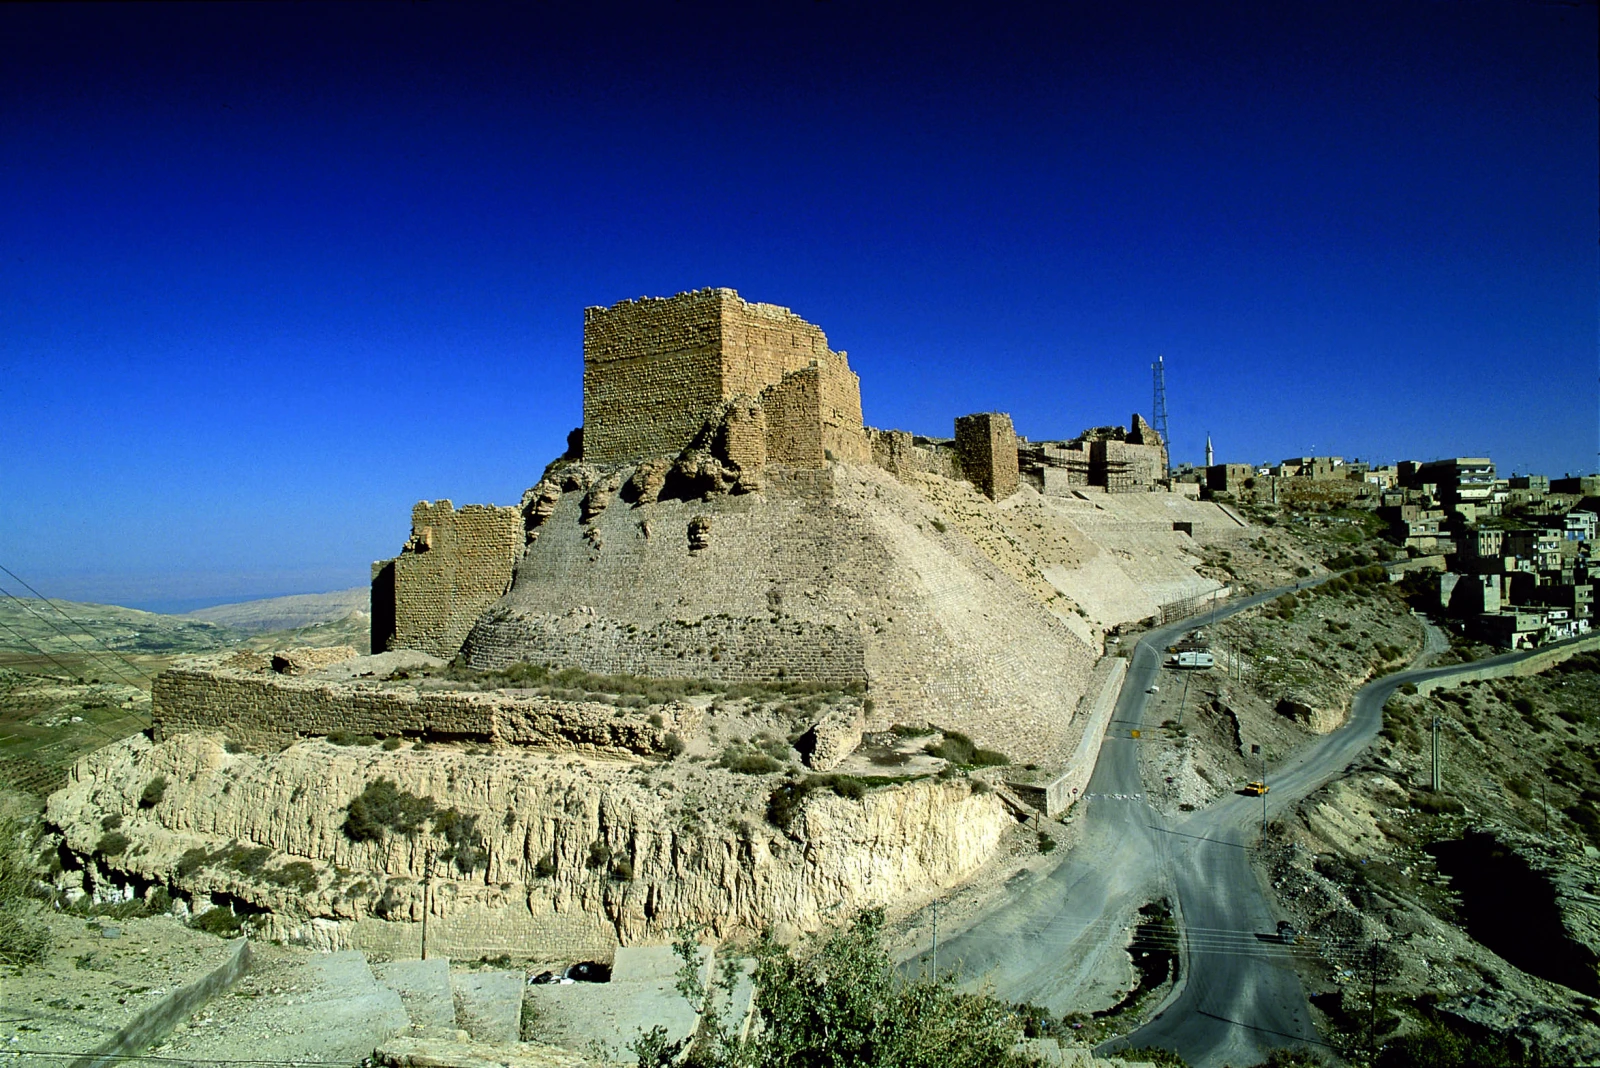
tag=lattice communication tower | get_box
[1151,354,1171,476]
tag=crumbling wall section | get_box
[868,429,963,480]
[761,368,826,467]
[1091,439,1165,493]
[373,500,523,659]
[151,667,689,755]
[719,293,832,398]
[582,289,727,463]
[954,412,1020,500]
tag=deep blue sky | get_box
[2,2,1595,611]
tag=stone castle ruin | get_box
[370,288,1172,683]
[59,288,1251,961]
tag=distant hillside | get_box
[0,597,243,658]
[184,588,368,632]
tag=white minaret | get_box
[1205,433,1214,468]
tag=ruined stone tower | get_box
[581,288,870,467]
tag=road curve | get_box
[925,573,1585,1067]
[914,584,1302,1031]
[1107,625,1594,1065]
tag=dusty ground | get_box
[0,909,240,1058]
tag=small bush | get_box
[328,731,380,747]
[139,775,169,809]
[176,847,211,877]
[1400,682,1418,695]
[535,854,556,880]
[722,750,785,775]
[343,778,434,842]
[663,733,686,759]
[96,832,131,857]
[381,736,403,751]
[190,907,249,937]
[586,840,611,869]
[970,779,992,795]
[262,861,318,894]
[609,856,634,882]
[1412,792,1465,816]
[100,814,123,831]
[1037,832,1057,854]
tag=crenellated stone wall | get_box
[371,500,523,659]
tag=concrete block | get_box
[451,969,525,1046]
[374,956,456,1030]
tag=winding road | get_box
[923,581,1569,1067]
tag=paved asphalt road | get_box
[925,583,1574,1067]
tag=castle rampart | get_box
[151,661,689,755]
[371,500,523,658]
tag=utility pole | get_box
[1367,941,1384,1058]
[1252,743,1267,843]
[1430,715,1442,792]
[931,900,938,979]
[1152,355,1171,479]
[421,848,434,960]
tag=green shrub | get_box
[1037,832,1057,854]
[190,907,249,937]
[535,854,556,879]
[432,808,486,874]
[100,814,122,831]
[687,907,1037,1067]
[609,856,634,882]
[721,750,785,775]
[343,778,434,842]
[663,733,686,759]
[139,775,169,808]
[328,731,380,747]
[176,847,210,877]
[96,832,130,857]
[381,736,403,751]
[587,840,611,869]
[1412,792,1465,816]
[262,861,318,894]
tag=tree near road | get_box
[633,908,1036,1068]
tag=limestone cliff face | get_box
[49,733,1009,959]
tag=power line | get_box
[0,584,152,704]
[0,616,150,748]
[0,563,154,690]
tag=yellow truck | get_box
[1242,780,1270,796]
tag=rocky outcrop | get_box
[49,733,1010,960]
[1276,693,1345,735]
[798,705,864,772]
